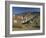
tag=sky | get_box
[12,7,40,15]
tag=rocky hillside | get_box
[12,12,40,31]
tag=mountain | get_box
[14,11,40,16]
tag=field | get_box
[12,12,40,31]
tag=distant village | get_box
[13,12,33,24]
